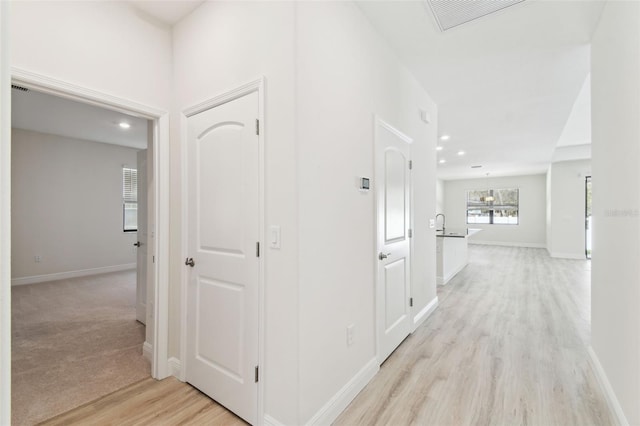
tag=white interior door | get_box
[136,149,147,325]
[186,91,260,425]
[375,118,412,364]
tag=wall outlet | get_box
[429,219,435,229]
[34,255,41,263]
[347,324,355,347]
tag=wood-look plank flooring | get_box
[39,246,614,426]
[336,245,615,426]
[39,376,247,426]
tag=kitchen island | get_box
[436,228,481,285]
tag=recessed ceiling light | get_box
[439,159,446,164]
[436,146,443,151]
[119,122,131,129]
[457,150,465,156]
[440,135,450,141]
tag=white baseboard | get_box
[306,357,379,425]
[11,263,136,286]
[264,414,286,426]
[168,357,182,379]
[549,252,587,260]
[413,296,438,331]
[143,341,152,362]
[587,346,629,426]
[437,263,468,286]
[468,240,546,249]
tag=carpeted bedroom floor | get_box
[11,270,150,425]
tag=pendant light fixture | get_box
[485,172,494,202]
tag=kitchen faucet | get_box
[435,213,445,231]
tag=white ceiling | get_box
[12,1,602,177]
[356,0,604,180]
[128,0,204,26]
[11,87,148,150]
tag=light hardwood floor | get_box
[40,376,246,426]
[336,245,614,426]
[39,245,614,425]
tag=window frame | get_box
[466,187,519,225]
[122,167,138,233]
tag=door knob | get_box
[379,252,391,260]
[185,257,195,267]
[134,241,141,247]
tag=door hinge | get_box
[409,160,413,170]
[408,228,413,238]
[152,255,155,263]
[409,297,413,307]
[256,119,260,135]
[256,242,260,258]
[255,365,259,383]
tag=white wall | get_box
[172,3,299,423]
[443,174,547,247]
[436,178,445,215]
[11,129,139,281]
[591,1,640,424]
[10,1,172,110]
[296,2,437,422]
[546,159,590,259]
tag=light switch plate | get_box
[270,226,281,249]
[429,219,435,229]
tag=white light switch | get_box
[270,226,281,249]
[429,219,435,229]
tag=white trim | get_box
[437,263,468,286]
[152,113,170,380]
[8,68,171,383]
[468,240,546,249]
[11,263,136,286]
[168,357,182,379]
[587,346,629,426]
[264,415,286,426]
[142,341,153,362]
[180,77,266,423]
[412,296,438,331]
[11,68,165,119]
[549,252,586,260]
[305,357,379,426]
[0,3,12,424]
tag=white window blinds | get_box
[123,167,138,232]
[123,167,138,203]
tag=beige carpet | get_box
[11,270,150,425]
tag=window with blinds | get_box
[123,167,138,232]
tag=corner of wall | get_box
[587,346,630,426]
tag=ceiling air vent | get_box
[11,84,29,92]
[426,0,526,32]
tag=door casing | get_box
[8,67,172,381]
[180,77,265,424]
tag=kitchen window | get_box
[466,188,519,225]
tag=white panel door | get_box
[136,149,147,325]
[375,118,412,364]
[186,91,259,425]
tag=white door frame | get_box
[180,77,265,424]
[6,68,172,382]
[0,2,11,422]
[373,115,414,364]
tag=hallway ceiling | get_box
[357,0,603,180]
